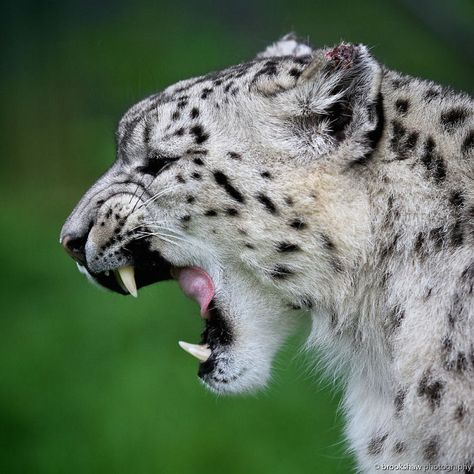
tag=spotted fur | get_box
[61,36,474,473]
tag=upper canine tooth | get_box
[178,341,211,362]
[116,266,138,297]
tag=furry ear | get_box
[254,43,384,163]
[257,33,313,59]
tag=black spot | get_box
[417,370,445,410]
[423,437,439,462]
[228,151,241,160]
[424,88,440,101]
[201,87,213,99]
[171,110,180,121]
[187,149,208,156]
[176,174,186,183]
[391,77,410,89]
[450,220,464,246]
[294,56,311,65]
[393,441,406,454]
[394,389,406,416]
[193,157,204,166]
[190,125,209,144]
[461,130,474,155]
[285,196,294,206]
[450,190,464,209]
[177,98,188,109]
[270,265,294,279]
[389,122,419,160]
[440,107,469,132]
[405,131,419,151]
[414,232,425,256]
[190,107,199,119]
[429,226,445,250]
[204,209,218,217]
[455,403,466,422]
[174,127,185,136]
[288,67,301,78]
[367,433,388,456]
[191,172,202,180]
[260,60,278,76]
[456,352,468,372]
[181,215,191,222]
[213,171,245,203]
[289,219,307,230]
[260,171,272,179]
[244,243,255,249]
[321,234,336,251]
[390,120,406,150]
[277,242,300,253]
[186,196,195,204]
[380,234,400,261]
[223,81,234,93]
[395,98,409,115]
[420,137,446,183]
[225,207,239,216]
[256,193,278,214]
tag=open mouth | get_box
[85,249,231,368]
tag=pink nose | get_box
[61,234,87,265]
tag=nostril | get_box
[61,234,87,265]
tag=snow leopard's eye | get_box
[137,152,180,176]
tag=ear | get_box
[256,33,313,59]
[254,43,384,164]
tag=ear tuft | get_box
[257,33,313,59]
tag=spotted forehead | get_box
[116,54,313,151]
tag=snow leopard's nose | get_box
[61,233,87,265]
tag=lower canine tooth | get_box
[178,341,211,362]
[116,266,138,297]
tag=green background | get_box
[1,1,472,473]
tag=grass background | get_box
[1,0,472,472]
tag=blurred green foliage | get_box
[1,0,472,472]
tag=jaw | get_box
[196,271,302,394]
[79,249,300,394]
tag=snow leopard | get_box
[60,35,474,472]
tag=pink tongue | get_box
[176,267,215,317]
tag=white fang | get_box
[178,341,211,362]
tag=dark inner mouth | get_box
[201,303,233,349]
[81,237,234,375]
[90,238,173,294]
[199,302,233,377]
